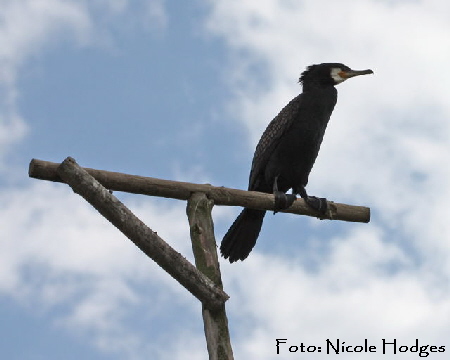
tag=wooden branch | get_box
[29,158,370,223]
[56,157,228,310]
[187,193,234,360]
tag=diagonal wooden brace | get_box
[56,156,229,311]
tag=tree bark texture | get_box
[56,157,228,310]
[187,193,234,360]
[30,158,370,223]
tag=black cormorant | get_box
[220,63,373,263]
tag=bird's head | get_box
[299,63,373,88]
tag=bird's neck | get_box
[302,82,335,92]
[300,85,338,112]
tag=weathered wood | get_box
[187,193,234,360]
[29,156,373,360]
[56,157,228,310]
[29,158,370,223]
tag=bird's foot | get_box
[274,191,297,214]
[305,196,328,215]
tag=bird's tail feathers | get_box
[220,208,266,263]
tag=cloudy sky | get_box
[1,0,449,359]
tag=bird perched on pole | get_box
[220,63,373,263]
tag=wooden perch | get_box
[29,156,371,360]
[29,158,370,223]
[187,193,234,359]
[56,157,228,311]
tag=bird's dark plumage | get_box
[220,63,373,263]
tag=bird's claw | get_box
[305,196,328,214]
[274,191,297,214]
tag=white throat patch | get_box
[330,68,346,84]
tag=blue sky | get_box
[1,1,450,359]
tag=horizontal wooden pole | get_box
[29,158,370,223]
[56,157,229,310]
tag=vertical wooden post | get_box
[187,192,234,360]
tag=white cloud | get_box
[0,0,91,83]
[204,0,450,358]
[0,2,198,358]
[221,232,449,359]
[0,181,199,358]
[0,0,91,168]
[0,0,168,168]
[205,0,450,254]
[0,0,86,171]
[1,1,449,359]
[206,0,450,139]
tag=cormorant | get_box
[220,63,373,263]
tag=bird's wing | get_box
[248,94,303,190]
